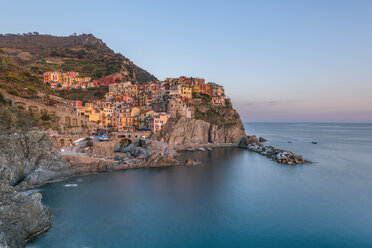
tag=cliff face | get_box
[0,181,51,248]
[0,129,73,189]
[0,127,73,248]
[154,107,246,147]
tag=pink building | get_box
[74,100,83,108]
[148,112,170,133]
[93,75,121,86]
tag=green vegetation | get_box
[194,99,238,128]
[0,34,157,83]
[0,104,37,131]
[0,52,54,97]
[40,112,52,121]
[0,92,6,104]
[194,108,221,125]
[33,110,60,130]
[58,86,108,101]
[7,90,18,96]
[0,98,60,132]
[225,98,232,109]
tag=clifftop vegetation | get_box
[192,93,238,127]
[58,86,108,102]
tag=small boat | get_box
[73,137,85,144]
[288,141,292,143]
[198,148,206,151]
[99,134,111,142]
[206,147,212,151]
[312,141,318,144]
[187,148,194,152]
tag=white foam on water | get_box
[64,184,78,187]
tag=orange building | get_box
[112,107,138,131]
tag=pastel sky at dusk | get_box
[1,0,372,122]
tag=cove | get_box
[29,123,372,248]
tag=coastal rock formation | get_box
[238,135,261,146]
[62,155,117,173]
[64,140,178,172]
[259,137,267,142]
[245,144,309,165]
[0,129,74,189]
[0,181,51,248]
[153,95,247,148]
[0,127,73,248]
[154,116,246,147]
[140,141,179,167]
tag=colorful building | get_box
[148,112,170,133]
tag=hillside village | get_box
[0,33,313,248]
[43,72,227,134]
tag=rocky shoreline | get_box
[0,130,179,248]
[0,128,309,247]
[172,135,309,166]
[238,136,310,165]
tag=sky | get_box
[1,0,372,122]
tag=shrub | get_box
[225,98,232,109]
[40,112,51,121]
[0,92,6,104]
[6,74,21,81]
[7,90,18,96]
[29,86,36,92]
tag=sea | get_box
[28,123,372,248]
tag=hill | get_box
[0,33,157,84]
[0,49,54,97]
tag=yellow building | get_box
[77,105,101,124]
[125,85,139,98]
[43,71,62,84]
[181,85,192,99]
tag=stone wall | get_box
[4,93,99,135]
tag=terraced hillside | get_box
[0,49,53,97]
[0,33,157,83]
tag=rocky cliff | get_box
[0,181,51,248]
[154,100,247,147]
[0,127,74,248]
[0,129,74,189]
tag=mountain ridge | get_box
[0,33,157,84]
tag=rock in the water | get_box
[0,180,51,248]
[184,159,200,166]
[259,137,267,142]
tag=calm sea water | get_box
[28,123,372,248]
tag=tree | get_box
[0,92,6,104]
